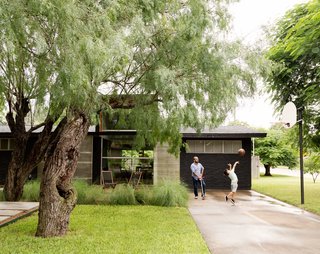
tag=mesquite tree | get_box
[1,0,259,237]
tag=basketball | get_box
[238,148,245,156]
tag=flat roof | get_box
[181,126,267,139]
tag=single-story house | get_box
[0,125,266,189]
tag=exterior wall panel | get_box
[180,138,252,190]
[74,136,93,183]
[154,144,180,184]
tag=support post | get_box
[298,107,304,204]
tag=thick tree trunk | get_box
[36,110,89,237]
[3,121,59,201]
[3,96,58,201]
[264,164,272,176]
[3,98,30,200]
[4,163,32,201]
[3,133,31,201]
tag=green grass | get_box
[253,174,320,215]
[0,205,209,254]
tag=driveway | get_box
[189,190,320,254]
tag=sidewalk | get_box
[189,190,320,254]
[0,202,39,227]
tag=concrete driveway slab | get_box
[189,190,320,254]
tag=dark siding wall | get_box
[180,138,252,190]
[92,136,102,184]
[0,151,11,185]
[0,136,39,184]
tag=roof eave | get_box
[182,133,267,139]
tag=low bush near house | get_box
[149,181,189,207]
[21,180,40,202]
[74,180,108,204]
[0,189,4,201]
[3,179,189,207]
[108,184,136,205]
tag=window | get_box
[186,140,242,154]
[100,137,154,184]
[0,139,14,151]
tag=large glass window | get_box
[186,140,242,154]
[101,136,154,184]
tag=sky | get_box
[225,0,309,128]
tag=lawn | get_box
[252,174,320,215]
[0,205,209,254]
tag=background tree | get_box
[304,152,320,183]
[1,0,259,237]
[255,126,297,176]
[266,0,320,149]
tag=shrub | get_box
[148,181,189,207]
[108,184,136,205]
[21,180,40,201]
[82,184,108,205]
[73,180,108,204]
[4,179,189,207]
[0,190,4,201]
[73,180,89,204]
[134,185,153,205]
[18,180,108,204]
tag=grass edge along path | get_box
[252,174,320,215]
[0,205,210,254]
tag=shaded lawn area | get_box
[253,174,320,215]
[0,205,209,254]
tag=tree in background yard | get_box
[304,153,320,183]
[0,0,260,237]
[266,0,320,150]
[255,126,297,176]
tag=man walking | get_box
[190,156,206,200]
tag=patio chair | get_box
[101,170,117,189]
[128,171,143,189]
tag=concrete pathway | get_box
[0,202,39,227]
[189,190,320,254]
